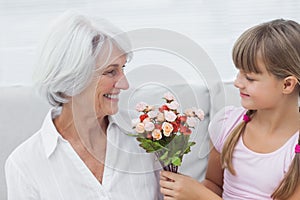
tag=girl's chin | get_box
[241,103,255,111]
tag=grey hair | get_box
[33,10,132,106]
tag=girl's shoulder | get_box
[208,106,246,152]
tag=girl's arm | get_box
[160,171,222,200]
[287,184,300,200]
[202,145,224,196]
[159,144,224,200]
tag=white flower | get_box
[157,112,165,122]
[131,118,140,127]
[164,110,177,122]
[187,117,197,127]
[144,121,155,131]
[194,109,205,120]
[152,129,162,140]
[147,110,158,118]
[135,123,145,133]
[166,101,180,110]
[163,92,175,101]
[135,102,148,112]
[162,122,173,136]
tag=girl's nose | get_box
[234,72,243,89]
[115,74,129,90]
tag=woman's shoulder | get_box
[208,106,246,152]
[6,131,43,166]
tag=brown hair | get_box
[222,19,300,199]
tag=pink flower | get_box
[144,121,155,131]
[166,101,180,110]
[163,92,175,101]
[184,108,194,117]
[145,105,155,112]
[152,129,162,140]
[162,122,173,136]
[195,109,205,120]
[135,102,148,112]
[135,123,145,133]
[186,117,197,127]
[159,105,169,112]
[183,128,192,135]
[164,110,177,122]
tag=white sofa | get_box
[0,81,240,199]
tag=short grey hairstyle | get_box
[33,10,132,106]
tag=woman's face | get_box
[76,46,129,119]
[95,48,129,117]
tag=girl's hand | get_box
[160,171,222,200]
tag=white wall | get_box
[1,0,300,86]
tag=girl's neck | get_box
[253,103,299,136]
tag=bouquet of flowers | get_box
[131,92,204,173]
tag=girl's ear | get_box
[282,76,298,94]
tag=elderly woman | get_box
[5,10,161,200]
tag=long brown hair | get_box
[221,19,300,199]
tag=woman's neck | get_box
[54,103,109,151]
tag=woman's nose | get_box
[115,74,129,90]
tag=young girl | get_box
[160,19,300,200]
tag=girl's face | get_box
[234,58,284,111]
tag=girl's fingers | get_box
[160,186,175,197]
[160,178,176,190]
[160,170,181,181]
[163,196,174,200]
[160,173,168,181]
[160,187,175,199]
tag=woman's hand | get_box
[160,171,222,200]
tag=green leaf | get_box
[183,141,196,154]
[171,156,182,166]
[159,151,169,161]
[127,133,140,137]
[137,138,165,153]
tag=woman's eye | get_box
[104,70,117,76]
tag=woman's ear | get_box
[282,76,299,94]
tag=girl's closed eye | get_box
[245,75,255,81]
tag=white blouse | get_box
[5,108,162,200]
